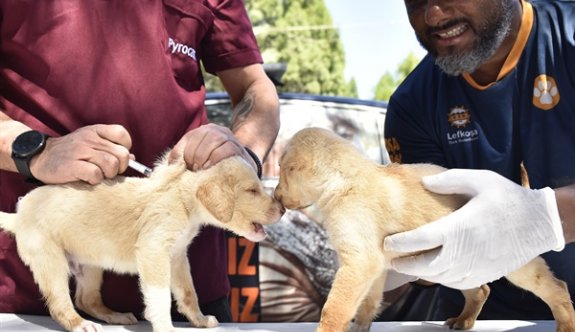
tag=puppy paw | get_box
[445,317,476,330]
[72,320,104,332]
[189,314,218,328]
[205,315,219,328]
[347,321,371,332]
[104,312,138,325]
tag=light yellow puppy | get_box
[0,154,284,332]
[274,127,575,332]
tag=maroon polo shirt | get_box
[0,0,262,316]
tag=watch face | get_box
[13,131,46,157]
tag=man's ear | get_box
[196,178,234,223]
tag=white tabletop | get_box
[0,314,557,331]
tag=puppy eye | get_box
[246,187,259,194]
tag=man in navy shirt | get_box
[384,0,575,320]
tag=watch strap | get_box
[244,147,262,179]
[13,156,36,180]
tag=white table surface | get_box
[0,314,557,332]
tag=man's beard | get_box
[417,1,515,76]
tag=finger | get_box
[203,140,245,169]
[184,132,209,171]
[191,126,238,168]
[94,124,133,150]
[71,161,106,185]
[82,151,122,179]
[174,127,208,170]
[390,249,448,277]
[181,125,239,170]
[422,169,488,196]
[104,142,131,173]
[384,221,447,253]
[88,141,131,174]
[169,139,187,164]
[90,125,131,172]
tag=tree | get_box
[204,0,356,97]
[373,52,421,102]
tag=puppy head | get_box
[274,127,356,210]
[196,156,284,242]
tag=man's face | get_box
[404,0,515,76]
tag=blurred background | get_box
[205,0,427,102]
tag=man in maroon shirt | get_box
[0,0,279,322]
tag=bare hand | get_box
[170,123,257,173]
[30,124,132,185]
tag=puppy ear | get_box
[196,179,234,223]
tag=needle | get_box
[128,159,152,177]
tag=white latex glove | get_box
[384,270,418,292]
[383,169,565,290]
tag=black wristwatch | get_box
[11,130,50,182]
[244,147,262,179]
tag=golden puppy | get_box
[0,154,284,332]
[274,127,575,332]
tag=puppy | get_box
[274,127,575,332]
[0,154,284,332]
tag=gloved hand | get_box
[383,169,565,290]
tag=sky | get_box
[323,0,427,99]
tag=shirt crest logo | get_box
[446,105,478,145]
[447,106,471,128]
[384,137,401,163]
[533,74,560,111]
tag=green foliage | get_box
[373,72,396,103]
[203,0,356,97]
[373,52,421,102]
[398,52,421,78]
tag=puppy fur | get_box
[0,154,284,332]
[274,127,575,332]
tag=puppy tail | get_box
[0,211,18,234]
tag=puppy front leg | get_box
[317,257,382,332]
[170,252,218,328]
[136,245,175,332]
[349,272,387,332]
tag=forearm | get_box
[0,112,31,172]
[230,79,280,160]
[555,183,575,244]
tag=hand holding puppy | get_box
[384,169,565,290]
[170,123,260,175]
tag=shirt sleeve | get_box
[201,0,263,74]
[384,90,448,167]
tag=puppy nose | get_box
[274,188,282,201]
